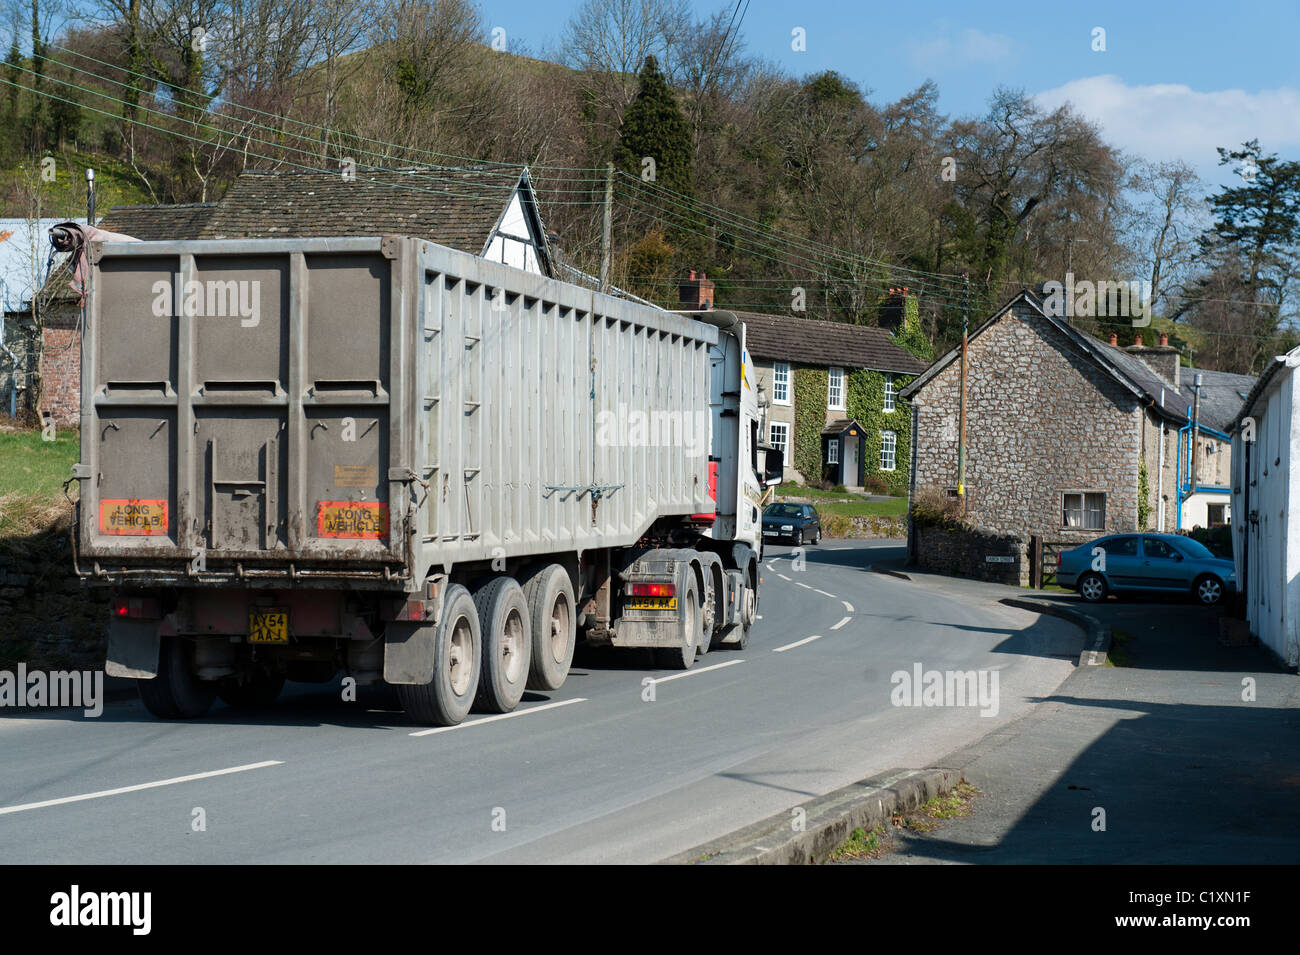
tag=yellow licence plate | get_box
[249,610,289,644]
[627,596,678,611]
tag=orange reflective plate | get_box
[316,501,388,540]
[99,499,169,536]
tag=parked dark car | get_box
[762,502,821,546]
[1056,533,1236,606]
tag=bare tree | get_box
[558,0,690,147]
[1128,159,1204,316]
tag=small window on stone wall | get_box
[1062,491,1105,530]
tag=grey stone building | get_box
[900,290,1253,579]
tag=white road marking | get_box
[0,761,283,816]
[410,697,587,736]
[830,616,852,630]
[776,573,791,581]
[773,635,823,653]
[796,582,814,590]
[814,589,836,598]
[842,601,855,613]
[648,659,745,684]
[756,615,763,620]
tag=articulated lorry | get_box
[76,234,780,724]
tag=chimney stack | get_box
[1125,329,1181,388]
[679,269,714,310]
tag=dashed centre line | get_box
[842,601,855,613]
[410,697,587,736]
[830,616,852,630]
[773,635,823,653]
[814,589,837,598]
[0,761,284,816]
[648,659,746,684]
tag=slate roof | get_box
[98,203,216,240]
[899,289,1251,428]
[198,166,535,256]
[735,310,928,375]
[1177,367,1257,434]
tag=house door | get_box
[843,436,859,487]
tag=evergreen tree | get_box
[614,55,693,198]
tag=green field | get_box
[0,426,80,537]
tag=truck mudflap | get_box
[609,548,704,649]
[105,618,161,678]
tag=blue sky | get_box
[480,0,1300,187]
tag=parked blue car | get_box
[1056,533,1236,606]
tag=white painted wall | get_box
[1232,347,1300,668]
[482,192,543,275]
[1180,492,1230,530]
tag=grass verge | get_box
[0,425,80,538]
[824,781,982,862]
[1105,626,1135,667]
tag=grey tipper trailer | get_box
[79,234,780,724]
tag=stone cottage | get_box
[900,289,1253,582]
[678,273,927,491]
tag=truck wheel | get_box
[138,636,217,719]
[218,670,285,709]
[473,577,533,713]
[733,563,758,650]
[396,585,481,726]
[653,576,702,670]
[523,564,576,691]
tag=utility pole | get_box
[957,274,969,513]
[86,168,95,224]
[599,162,613,293]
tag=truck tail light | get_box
[628,582,675,597]
[385,599,431,622]
[112,597,161,619]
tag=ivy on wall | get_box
[792,366,828,483]
[846,369,915,496]
[1138,457,1151,530]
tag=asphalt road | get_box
[0,539,1082,863]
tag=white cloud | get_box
[1034,75,1300,176]
[907,26,1013,71]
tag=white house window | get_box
[827,366,844,410]
[1062,492,1106,530]
[880,430,896,471]
[883,376,896,413]
[768,422,788,457]
[826,440,839,465]
[772,363,790,405]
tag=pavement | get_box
[856,558,1300,864]
[0,538,1084,864]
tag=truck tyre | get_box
[472,577,533,713]
[138,636,217,719]
[218,670,286,709]
[653,575,702,670]
[523,564,576,691]
[396,585,481,726]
